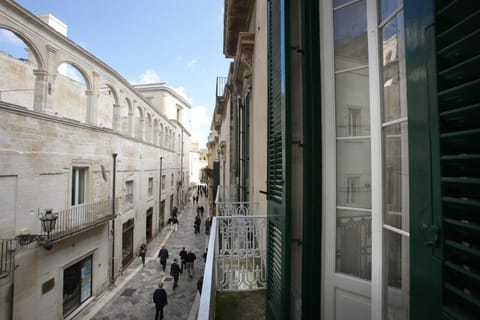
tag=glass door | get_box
[322,1,408,319]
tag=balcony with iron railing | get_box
[216,77,228,99]
[41,198,118,242]
[197,186,267,320]
[0,239,16,278]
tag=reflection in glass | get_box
[384,229,409,320]
[380,0,402,22]
[337,140,371,208]
[334,0,368,70]
[381,13,406,122]
[336,208,372,279]
[383,122,409,230]
[335,69,370,138]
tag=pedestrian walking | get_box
[179,247,187,273]
[172,216,179,232]
[158,245,169,272]
[185,249,197,278]
[170,258,181,289]
[197,276,204,294]
[203,248,208,263]
[153,282,168,320]
[205,217,211,235]
[139,243,147,267]
[194,215,201,234]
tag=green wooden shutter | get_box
[435,0,480,318]
[407,1,480,319]
[267,0,289,319]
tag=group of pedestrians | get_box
[152,243,201,319]
[151,189,208,320]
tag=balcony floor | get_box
[216,289,266,319]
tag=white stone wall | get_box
[251,0,268,214]
[0,2,193,317]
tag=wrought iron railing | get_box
[0,239,16,276]
[216,215,267,290]
[216,201,259,216]
[40,198,118,241]
[216,76,228,98]
[198,186,267,318]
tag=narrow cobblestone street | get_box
[74,194,209,320]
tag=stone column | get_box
[112,104,120,131]
[86,90,95,124]
[32,69,48,113]
[128,110,134,136]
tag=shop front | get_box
[62,255,92,317]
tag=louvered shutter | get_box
[267,0,288,319]
[435,0,480,318]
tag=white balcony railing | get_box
[198,186,266,319]
[42,199,118,241]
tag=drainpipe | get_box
[159,157,163,231]
[111,153,117,285]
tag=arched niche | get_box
[153,119,159,145]
[145,113,153,143]
[52,61,90,123]
[121,97,132,135]
[134,106,144,140]
[0,27,41,110]
[97,83,118,129]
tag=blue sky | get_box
[4,0,231,147]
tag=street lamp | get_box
[39,209,57,250]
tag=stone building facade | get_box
[0,1,190,319]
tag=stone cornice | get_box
[223,0,254,58]
[232,32,255,96]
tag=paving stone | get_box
[74,194,210,320]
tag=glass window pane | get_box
[334,0,357,8]
[336,140,371,209]
[381,13,406,122]
[335,69,370,137]
[334,0,368,70]
[78,168,85,204]
[380,0,402,22]
[384,229,409,320]
[383,122,409,231]
[336,208,372,279]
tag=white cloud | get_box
[0,29,24,46]
[219,7,224,23]
[190,130,209,147]
[173,85,193,104]
[187,57,199,69]
[187,105,211,147]
[132,69,162,84]
[190,105,211,129]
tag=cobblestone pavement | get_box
[74,194,209,320]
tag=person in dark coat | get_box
[205,217,211,235]
[185,249,197,278]
[197,276,204,294]
[179,247,187,273]
[194,215,201,234]
[158,245,169,272]
[153,282,168,320]
[139,243,147,267]
[170,258,181,289]
[203,248,208,262]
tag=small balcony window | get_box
[148,177,153,196]
[125,181,134,203]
